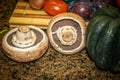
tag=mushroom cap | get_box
[2,26,48,62]
[47,12,86,54]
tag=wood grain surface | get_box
[9,0,52,29]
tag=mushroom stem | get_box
[12,26,36,48]
[57,26,77,45]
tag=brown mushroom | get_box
[47,12,86,54]
[2,26,48,62]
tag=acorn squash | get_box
[85,7,120,73]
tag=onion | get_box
[69,2,92,21]
[92,0,111,8]
[29,0,46,9]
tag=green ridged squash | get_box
[85,7,120,73]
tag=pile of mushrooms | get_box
[2,12,86,62]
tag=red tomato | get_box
[44,0,68,16]
[116,0,120,8]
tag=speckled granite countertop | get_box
[0,0,120,80]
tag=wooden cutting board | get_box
[9,0,53,29]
